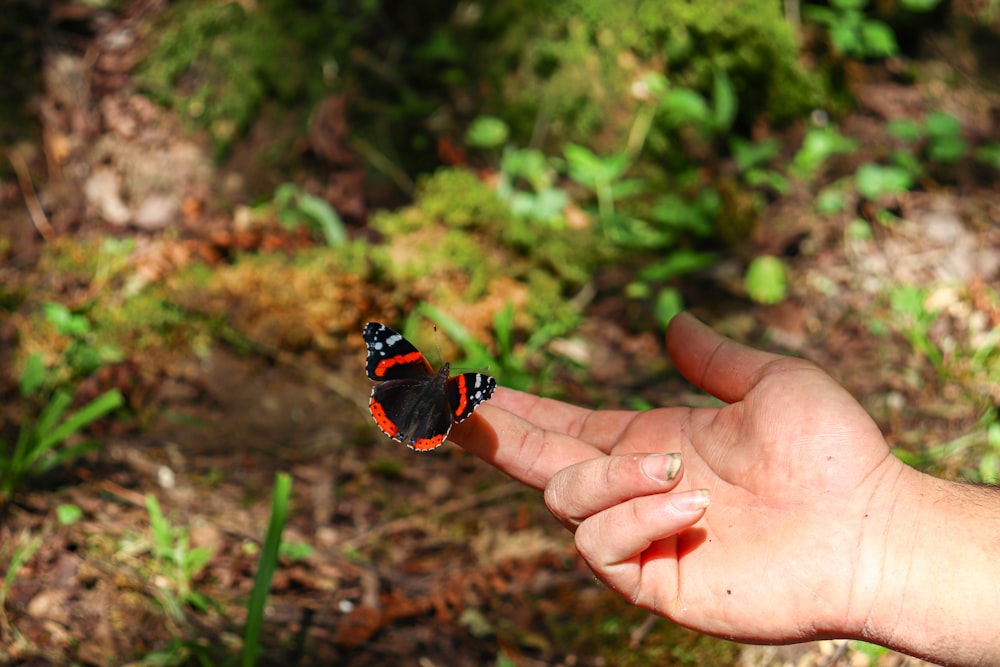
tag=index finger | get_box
[449,388,607,489]
[489,386,665,452]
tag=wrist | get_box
[860,469,1000,666]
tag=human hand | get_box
[452,313,917,644]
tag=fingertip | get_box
[669,488,711,513]
[640,452,682,483]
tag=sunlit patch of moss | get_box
[368,167,597,339]
[169,246,390,358]
[411,168,509,231]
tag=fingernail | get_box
[641,452,682,482]
[670,489,711,512]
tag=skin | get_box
[451,312,1000,667]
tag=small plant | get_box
[888,111,969,177]
[42,302,124,380]
[0,530,43,637]
[242,472,292,667]
[791,125,860,180]
[854,162,914,201]
[411,302,567,392]
[804,0,898,59]
[731,137,789,195]
[497,145,569,225]
[978,419,1000,484]
[271,182,347,247]
[745,255,790,305]
[145,494,214,620]
[0,353,124,506]
[887,285,945,373]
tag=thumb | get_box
[665,313,787,404]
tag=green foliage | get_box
[848,640,892,665]
[791,125,860,180]
[412,303,568,392]
[744,256,789,305]
[805,0,898,59]
[979,420,1000,484]
[900,408,1000,481]
[146,494,215,619]
[974,143,1000,171]
[889,111,968,175]
[887,285,944,373]
[56,503,84,525]
[731,137,789,195]
[497,146,569,225]
[0,355,123,505]
[243,472,292,667]
[466,116,511,149]
[272,183,348,247]
[42,302,124,380]
[496,0,819,151]
[370,167,593,334]
[924,111,967,164]
[137,0,380,156]
[855,163,914,200]
[0,529,42,634]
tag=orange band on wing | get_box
[375,351,425,378]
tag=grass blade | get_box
[242,472,292,667]
[37,389,123,452]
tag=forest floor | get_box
[1,4,998,667]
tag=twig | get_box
[9,149,55,241]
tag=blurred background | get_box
[1,0,998,664]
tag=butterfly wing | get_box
[363,322,434,381]
[370,378,454,451]
[446,372,497,423]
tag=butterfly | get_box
[363,322,496,451]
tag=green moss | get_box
[370,167,602,321]
[490,0,820,147]
[136,0,379,157]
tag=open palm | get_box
[453,313,911,643]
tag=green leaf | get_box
[979,451,999,485]
[297,192,348,247]
[563,144,629,188]
[731,137,780,172]
[657,88,710,128]
[37,389,123,453]
[145,495,174,559]
[465,116,509,149]
[855,163,914,199]
[745,256,788,305]
[278,541,314,561]
[56,504,84,525]
[711,68,737,133]
[638,250,717,281]
[887,118,922,143]
[501,147,553,191]
[792,127,859,179]
[653,288,684,330]
[859,20,898,58]
[974,143,1000,170]
[815,186,847,214]
[925,111,966,163]
[19,353,46,398]
[43,303,91,337]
